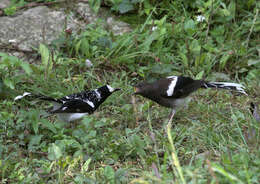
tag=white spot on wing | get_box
[62,106,68,111]
[167,76,177,79]
[95,89,101,99]
[106,85,115,93]
[166,76,178,96]
[14,92,31,101]
[83,99,95,108]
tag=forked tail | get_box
[14,92,62,103]
[203,81,247,95]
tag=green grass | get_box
[1,0,260,183]
[1,69,259,183]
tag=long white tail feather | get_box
[204,82,247,95]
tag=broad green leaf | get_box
[248,59,260,66]
[42,120,57,133]
[118,0,134,14]
[89,0,101,13]
[32,119,39,134]
[184,19,196,35]
[48,143,62,160]
[104,166,115,184]
[81,158,91,173]
[228,0,236,19]
[219,54,230,69]
[195,70,204,80]
[28,135,43,149]
[3,78,14,89]
[190,39,201,56]
[75,39,82,56]
[80,38,90,57]
[179,53,188,68]
[94,120,107,128]
[20,62,32,75]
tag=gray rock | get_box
[0,0,10,9]
[76,3,132,35]
[0,2,132,56]
[0,6,78,52]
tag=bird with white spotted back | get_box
[15,85,120,122]
[134,76,247,124]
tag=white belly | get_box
[57,113,88,122]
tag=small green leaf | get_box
[212,163,243,184]
[248,59,260,66]
[179,53,188,68]
[219,54,230,69]
[89,0,101,13]
[32,120,39,134]
[195,71,204,80]
[3,78,14,89]
[39,43,52,70]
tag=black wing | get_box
[160,76,202,98]
[50,99,94,114]
[59,90,90,103]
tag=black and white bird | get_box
[15,85,120,122]
[134,76,247,123]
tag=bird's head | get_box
[105,85,121,93]
[133,82,150,95]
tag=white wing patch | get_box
[166,76,178,96]
[14,92,31,101]
[83,99,95,108]
[95,89,101,99]
[167,75,177,79]
[106,85,115,93]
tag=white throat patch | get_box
[106,85,115,93]
[166,76,178,96]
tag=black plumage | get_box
[134,76,247,122]
[15,85,120,122]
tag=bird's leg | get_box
[164,109,176,136]
[168,109,176,124]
